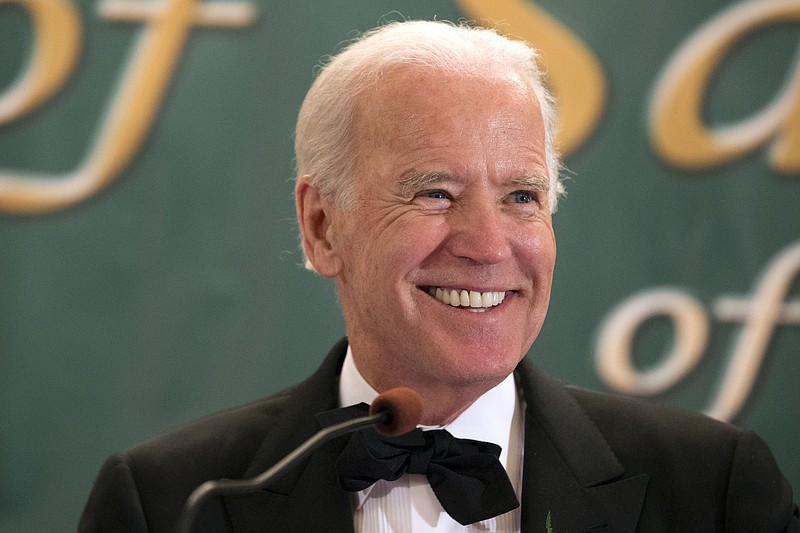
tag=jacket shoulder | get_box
[133,386,296,475]
[562,385,797,532]
[78,387,299,533]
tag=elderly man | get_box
[80,20,798,533]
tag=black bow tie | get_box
[317,404,520,525]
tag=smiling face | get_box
[300,67,556,417]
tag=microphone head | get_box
[369,387,423,437]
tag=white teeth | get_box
[427,286,506,309]
[469,291,481,308]
[436,287,447,305]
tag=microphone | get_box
[175,387,422,533]
[368,386,423,437]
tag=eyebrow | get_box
[397,170,455,194]
[398,169,550,195]
[510,173,550,194]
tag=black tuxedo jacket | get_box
[79,339,799,532]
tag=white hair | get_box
[295,20,563,267]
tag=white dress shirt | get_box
[339,347,524,532]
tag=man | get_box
[79,20,799,532]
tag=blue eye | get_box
[512,191,534,204]
[426,190,450,200]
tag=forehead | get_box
[352,67,548,184]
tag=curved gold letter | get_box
[596,289,710,396]
[709,240,800,421]
[456,0,607,156]
[649,0,800,173]
[0,0,256,214]
[0,0,82,125]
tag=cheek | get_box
[345,218,428,287]
[520,228,556,272]
[386,217,449,266]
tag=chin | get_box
[435,349,521,386]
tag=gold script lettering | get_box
[456,0,607,156]
[649,0,800,173]
[596,240,800,422]
[0,0,256,214]
[0,0,81,125]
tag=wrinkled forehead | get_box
[351,66,548,178]
[356,66,539,133]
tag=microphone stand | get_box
[174,410,387,533]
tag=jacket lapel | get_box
[222,439,354,533]
[216,341,647,533]
[222,339,356,533]
[517,360,648,533]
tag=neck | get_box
[350,351,506,426]
[415,387,488,426]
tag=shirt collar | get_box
[338,344,519,479]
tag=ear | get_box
[295,177,343,278]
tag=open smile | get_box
[425,286,507,312]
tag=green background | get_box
[1,1,798,531]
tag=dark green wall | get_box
[0,1,798,530]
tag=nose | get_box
[445,198,512,265]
